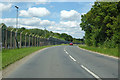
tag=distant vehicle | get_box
[69,42,73,45]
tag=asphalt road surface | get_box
[4,46,118,79]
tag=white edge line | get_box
[81,65,102,80]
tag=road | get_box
[4,46,118,79]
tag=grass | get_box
[2,45,57,69]
[79,45,118,57]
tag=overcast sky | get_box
[0,1,94,39]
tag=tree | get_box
[80,2,120,48]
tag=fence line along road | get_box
[1,24,70,49]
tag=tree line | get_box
[1,23,84,44]
[80,2,120,48]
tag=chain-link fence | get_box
[1,24,70,49]
[0,24,2,79]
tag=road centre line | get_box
[64,46,102,80]
[64,47,66,51]
[66,52,69,54]
[64,47,76,61]
[69,55,76,62]
[64,47,69,54]
[81,65,102,80]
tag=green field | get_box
[79,45,118,57]
[2,45,56,69]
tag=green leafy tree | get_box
[80,2,120,48]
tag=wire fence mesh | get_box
[1,24,70,49]
[0,24,2,77]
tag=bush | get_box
[103,39,116,48]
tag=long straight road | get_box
[4,46,118,79]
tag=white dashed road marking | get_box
[66,52,69,54]
[69,55,76,62]
[81,65,102,80]
[64,47,102,80]
[64,48,69,55]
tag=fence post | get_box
[34,35,36,46]
[20,31,23,48]
[40,37,42,46]
[45,38,47,46]
[42,38,44,46]
[37,36,38,47]
[38,36,39,46]
[48,39,50,45]
[14,30,16,48]
[29,34,31,47]
[38,36,39,47]
[14,30,18,48]
[10,29,14,48]
[25,33,27,47]
[5,29,7,49]
[39,36,41,46]
[35,35,36,47]
[32,34,34,47]
[35,35,37,46]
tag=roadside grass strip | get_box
[2,45,56,69]
[79,45,118,57]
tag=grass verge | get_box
[2,45,57,69]
[79,45,118,57]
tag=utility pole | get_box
[15,6,19,29]
[15,6,19,48]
